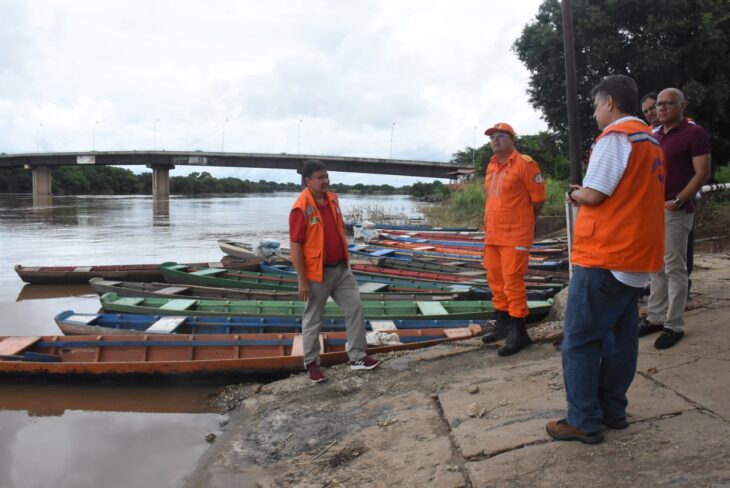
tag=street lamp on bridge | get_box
[222,118,229,151]
[153,118,160,150]
[36,123,43,152]
[92,120,99,151]
[389,122,396,159]
[297,119,303,154]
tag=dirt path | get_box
[185,253,730,488]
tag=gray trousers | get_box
[647,210,694,332]
[302,262,368,366]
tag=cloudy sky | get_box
[1,0,547,185]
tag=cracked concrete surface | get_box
[184,254,730,488]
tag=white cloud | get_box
[0,0,547,184]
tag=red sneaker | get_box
[350,356,382,371]
[306,363,327,383]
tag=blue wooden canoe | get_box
[54,310,489,336]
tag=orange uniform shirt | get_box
[484,150,546,247]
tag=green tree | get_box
[513,0,730,166]
[451,131,567,179]
[0,168,32,192]
[52,167,91,194]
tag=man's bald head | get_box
[658,88,685,103]
[657,88,687,127]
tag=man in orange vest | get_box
[480,122,546,356]
[289,160,382,383]
[546,75,665,444]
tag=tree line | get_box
[0,166,449,198]
[513,0,730,167]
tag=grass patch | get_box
[423,177,568,228]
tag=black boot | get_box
[482,310,510,344]
[498,316,532,356]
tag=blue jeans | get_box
[562,266,643,432]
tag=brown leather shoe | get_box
[546,419,604,444]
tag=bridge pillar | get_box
[24,164,52,197]
[147,164,175,198]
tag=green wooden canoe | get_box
[160,262,472,294]
[99,292,553,321]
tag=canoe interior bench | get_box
[358,282,389,293]
[189,268,226,277]
[0,337,41,356]
[370,249,396,257]
[146,316,187,333]
[65,314,100,324]
[114,297,145,306]
[160,299,197,311]
[369,320,398,331]
[416,301,448,317]
[156,286,191,295]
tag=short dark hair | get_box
[640,92,658,105]
[590,75,638,115]
[301,159,327,179]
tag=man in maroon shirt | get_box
[640,88,711,349]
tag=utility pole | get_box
[472,126,477,165]
[562,0,582,185]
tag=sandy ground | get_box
[185,252,730,488]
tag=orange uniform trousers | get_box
[484,244,529,318]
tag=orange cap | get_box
[484,122,516,137]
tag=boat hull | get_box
[0,326,481,379]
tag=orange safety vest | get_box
[484,150,546,247]
[571,119,666,271]
[292,188,349,282]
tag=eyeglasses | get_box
[489,133,511,141]
[656,101,679,108]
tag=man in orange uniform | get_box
[546,75,665,444]
[480,123,546,356]
[290,160,382,383]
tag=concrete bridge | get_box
[0,151,471,197]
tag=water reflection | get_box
[0,383,220,416]
[153,196,170,226]
[0,409,222,488]
[16,284,95,302]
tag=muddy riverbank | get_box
[188,252,730,487]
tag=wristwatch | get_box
[673,197,684,209]
[567,187,578,204]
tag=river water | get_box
[0,192,423,488]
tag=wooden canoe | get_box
[218,239,292,261]
[89,278,463,302]
[165,262,472,294]
[0,326,482,379]
[55,310,489,336]
[14,264,169,284]
[351,222,480,232]
[348,244,568,271]
[99,292,553,321]
[378,233,568,256]
[14,260,263,285]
